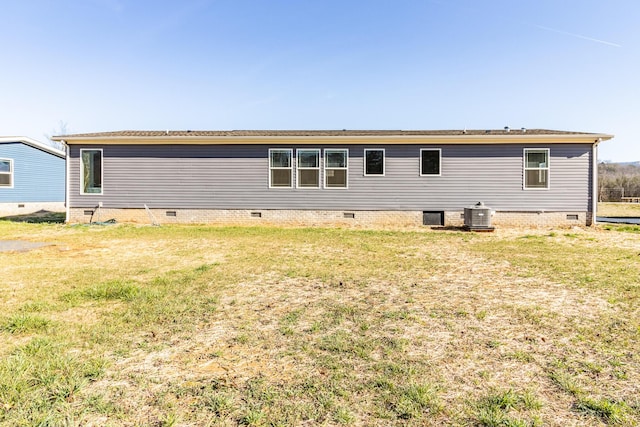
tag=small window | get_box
[364,149,384,176]
[297,149,320,188]
[80,149,102,194]
[420,149,441,176]
[524,149,549,189]
[325,149,348,188]
[269,149,293,188]
[0,158,13,187]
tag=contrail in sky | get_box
[535,25,621,47]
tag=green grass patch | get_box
[1,314,53,334]
[576,396,630,424]
[473,389,543,427]
[603,224,640,233]
[0,337,106,424]
[71,279,143,302]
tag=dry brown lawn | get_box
[0,221,639,426]
[598,202,640,217]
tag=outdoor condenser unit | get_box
[463,201,495,231]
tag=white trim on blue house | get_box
[0,158,14,188]
[0,137,65,158]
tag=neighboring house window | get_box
[80,149,103,194]
[325,149,348,188]
[269,149,293,188]
[364,149,384,176]
[420,149,441,176]
[0,158,13,187]
[297,149,320,188]
[524,148,550,189]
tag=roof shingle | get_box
[54,129,602,139]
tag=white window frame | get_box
[523,148,550,190]
[364,149,385,176]
[0,158,13,188]
[419,148,441,176]
[296,148,321,189]
[268,148,293,189]
[324,149,348,189]
[80,149,103,195]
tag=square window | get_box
[364,149,384,175]
[420,149,441,176]
[326,150,347,168]
[0,159,11,173]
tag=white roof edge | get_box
[0,136,66,158]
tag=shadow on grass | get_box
[0,210,66,224]
[430,226,467,231]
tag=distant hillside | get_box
[599,162,640,201]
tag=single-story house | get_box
[0,137,66,216]
[53,129,613,227]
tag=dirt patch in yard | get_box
[0,240,50,252]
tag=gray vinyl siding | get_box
[68,143,593,212]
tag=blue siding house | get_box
[0,137,66,216]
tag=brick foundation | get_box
[1,202,65,216]
[68,207,593,228]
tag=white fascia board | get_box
[0,136,66,158]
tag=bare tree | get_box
[598,162,640,201]
[44,120,70,151]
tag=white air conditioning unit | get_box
[464,201,494,231]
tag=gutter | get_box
[592,139,601,226]
[62,140,70,224]
[53,133,615,146]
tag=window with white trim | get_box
[269,149,293,188]
[364,149,384,176]
[325,149,348,188]
[297,149,320,188]
[0,158,13,187]
[420,149,441,176]
[524,148,549,189]
[80,149,102,194]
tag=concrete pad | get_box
[0,240,50,252]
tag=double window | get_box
[524,149,549,189]
[0,158,13,187]
[80,149,103,194]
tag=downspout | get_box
[591,139,601,226]
[63,140,70,223]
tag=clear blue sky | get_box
[1,0,638,161]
